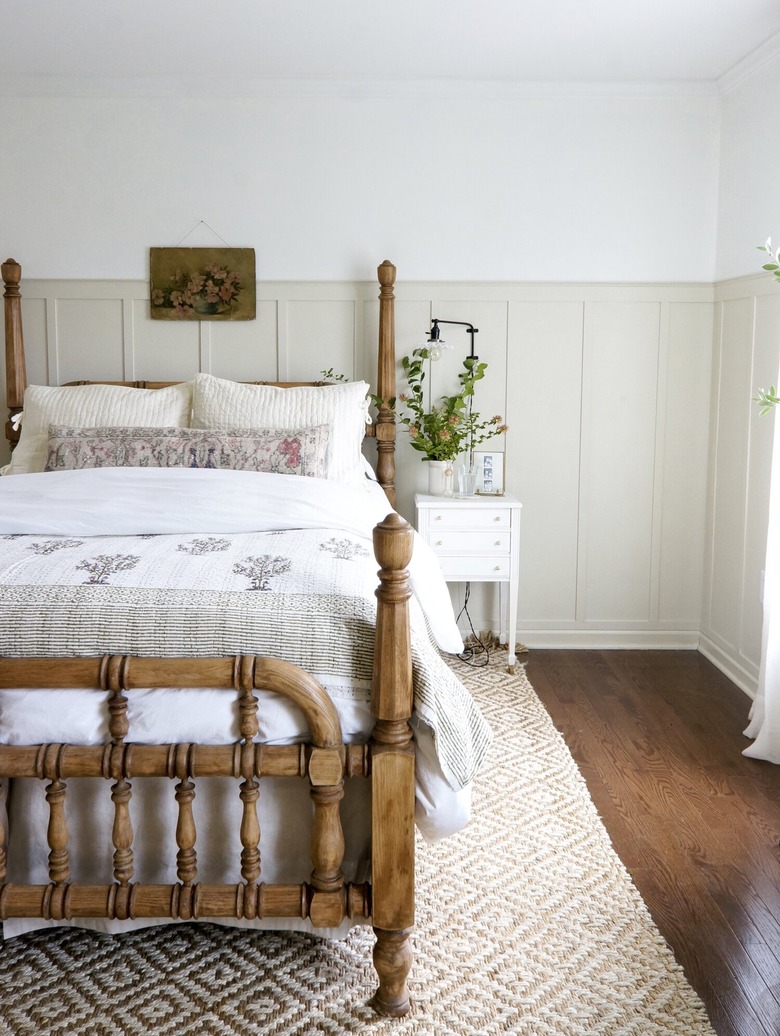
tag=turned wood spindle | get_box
[239,779,261,885]
[105,657,134,888]
[45,786,69,884]
[309,783,345,893]
[2,258,26,452]
[235,656,258,742]
[175,778,198,893]
[111,776,134,887]
[374,259,397,507]
[237,673,261,910]
[39,743,70,887]
[172,743,198,893]
[371,927,414,1017]
[0,780,6,884]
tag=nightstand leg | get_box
[501,581,518,674]
[499,582,515,671]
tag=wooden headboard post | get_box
[2,258,26,453]
[375,260,397,507]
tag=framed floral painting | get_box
[150,247,256,320]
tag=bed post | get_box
[370,512,415,1016]
[2,259,26,453]
[375,260,397,507]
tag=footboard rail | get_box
[0,513,417,1017]
[0,654,369,929]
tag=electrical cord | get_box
[456,582,491,667]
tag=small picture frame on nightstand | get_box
[474,451,505,495]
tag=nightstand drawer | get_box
[426,530,511,554]
[426,506,512,530]
[437,555,512,580]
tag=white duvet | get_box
[0,468,490,939]
[0,466,463,653]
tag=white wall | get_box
[1,85,719,282]
[716,54,780,280]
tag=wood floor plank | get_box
[526,648,780,1036]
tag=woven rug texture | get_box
[0,657,716,1035]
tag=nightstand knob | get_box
[494,516,502,522]
[494,565,501,571]
[435,515,443,521]
[495,540,501,546]
[436,540,443,546]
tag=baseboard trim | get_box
[697,635,758,699]
[465,628,702,650]
[458,626,759,697]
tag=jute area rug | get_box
[0,658,715,1036]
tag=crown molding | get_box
[718,29,780,93]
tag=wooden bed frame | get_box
[0,258,415,1017]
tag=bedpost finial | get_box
[377,260,396,288]
[373,513,413,576]
[2,259,21,290]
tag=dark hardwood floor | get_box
[525,649,780,1036]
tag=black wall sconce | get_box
[426,318,479,361]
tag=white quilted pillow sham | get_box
[4,381,193,475]
[191,373,370,485]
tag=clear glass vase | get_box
[456,457,479,497]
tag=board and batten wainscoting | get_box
[701,273,780,697]
[3,273,775,699]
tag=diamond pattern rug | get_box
[0,657,715,1035]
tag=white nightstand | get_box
[415,492,522,672]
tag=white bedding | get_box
[0,468,492,938]
[0,466,462,652]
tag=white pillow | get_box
[191,373,370,485]
[4,381,193,475]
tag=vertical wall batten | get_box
[45,297,58,386]
[649,301,670,627]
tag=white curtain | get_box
[744,406,780,761]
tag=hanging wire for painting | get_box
[175,220,232,247]
[456,582,490,667]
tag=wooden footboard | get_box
[0,513,416,1017]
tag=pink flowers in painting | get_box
[152,263,242,318]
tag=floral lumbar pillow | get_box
[44,425,330,478]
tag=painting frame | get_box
[150,247,256,321]
[474,450,505,496]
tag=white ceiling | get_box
[1,0,780,88]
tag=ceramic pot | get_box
[428,460,448,495]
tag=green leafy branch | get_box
[754,239,780,413]
[396,346,506,462]
[319,360,507,459]
[754,385,780,415]
[759,238,780,285]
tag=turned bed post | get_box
[2,258,25,453]
[370,512,415,1016]
[375,259,397,507]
